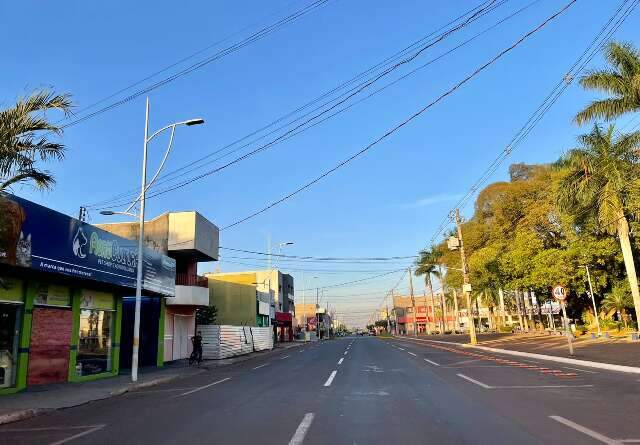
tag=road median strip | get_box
[393,335,640,375]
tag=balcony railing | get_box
[176,273,208,288]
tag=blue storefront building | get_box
[0,193,175,394]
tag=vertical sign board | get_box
[552,285,573,356]
[0,193,175,296]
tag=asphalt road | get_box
[1,336,639,444]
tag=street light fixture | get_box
[99,210,137,217]
[101,97,204,382]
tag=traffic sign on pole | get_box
[552,285,567,301]
[551,285,573,356]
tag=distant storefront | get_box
[0,193,175,394]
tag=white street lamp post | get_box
[101,97,203,382]
[584,265,601,337]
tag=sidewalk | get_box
[410,332,640,368]
[0,342,302,425]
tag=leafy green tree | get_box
[0,90,72,190]
[557,123,640,325]
[602,281,633,329]
[196,305,217,326]
[575,42,640,125]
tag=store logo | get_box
[72,227,88,258]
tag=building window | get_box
[77,309,113,376]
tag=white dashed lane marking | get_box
[289,413,315,445]
[324,370,338,387]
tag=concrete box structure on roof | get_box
[97,210,219,363]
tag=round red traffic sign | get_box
[552,285,567,301]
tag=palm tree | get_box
[575,42,640,125]
[415,246,444,333]
[557,123,640,326]
[0,90,72,191]
[602,282,633,330]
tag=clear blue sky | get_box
[3,0,639,327]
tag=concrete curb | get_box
[109,374,189,397]
[464,344,640,374]
[0,372,199,426]
[0,408,51,426]
[392,335,640,374]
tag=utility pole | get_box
[391,289,396,335]
[584,265,601,337]
[452,288,461,334]
[453,208,477,345]
[316,287,320,341]
[409,267,417,337]
[385,292,391,334]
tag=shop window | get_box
[77,309,113,376]
[0,304,22,388]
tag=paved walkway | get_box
[0,342,303,425]
[410,332,640,367]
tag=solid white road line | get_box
[338,358,344,365]
[289,413,315,445]
[324,370,338,387]
[253,363,269,370]
[457,373,492,389]
[497,384,594,389]
[550,416,619,444]
[50,425,106,445]
[424,358,440,366]
[177,377,231,396]
[456,374,594,390]
[281,355,290,359]
[408,352,417,356]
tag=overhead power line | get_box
[57,0,331,131]
[219,246,418,261]
[427,0,639,246]
[220,0,579,230]
[88,0,510,211]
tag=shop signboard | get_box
[0,193,175,296]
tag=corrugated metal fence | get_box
[200,325,274,359]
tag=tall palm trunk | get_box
[429,280,438,333]
[440,292,447,333]
[617,212,640,327]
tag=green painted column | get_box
[156,297,165,367]
[14,281,36,392]
[67,289,82,382]
[112,296,122,374]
